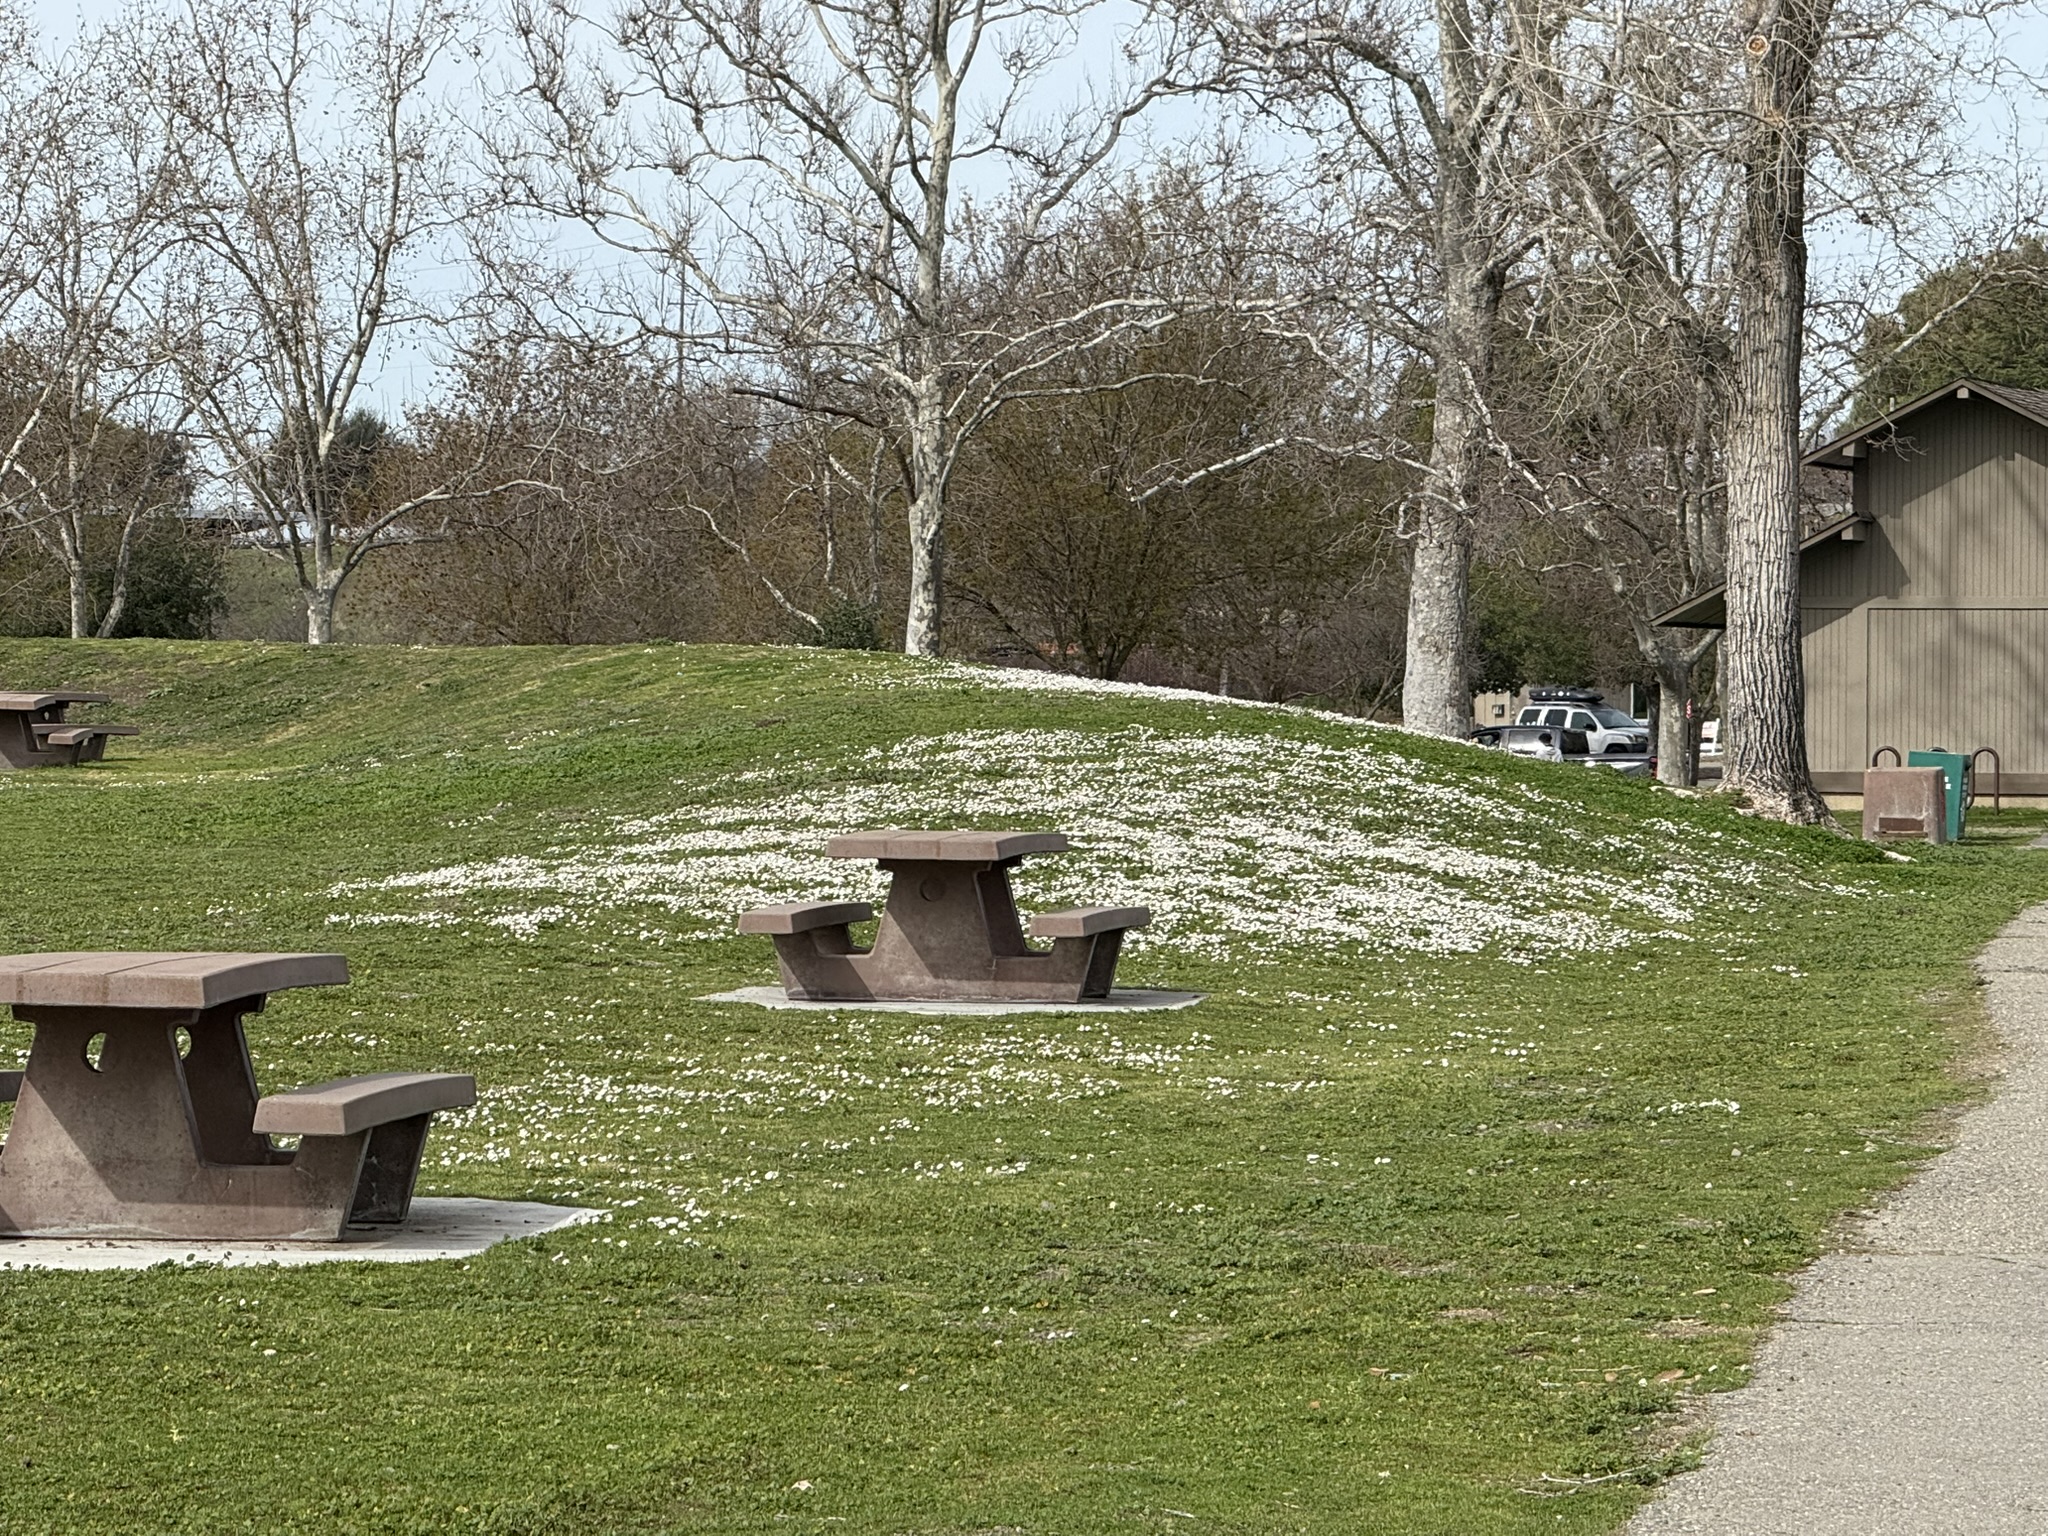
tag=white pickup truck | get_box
[1512,688,1650,757]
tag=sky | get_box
[22,0,2048,426]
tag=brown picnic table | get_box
[0,952,474,1241]
[0,690,139,770]
[739,830,1150,1003]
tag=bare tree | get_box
[1497,0,1739,781]
[1505,0,2022,813]
[0,7,50,337]
[0,20,193,638]
[1713,0,2010,818]
[664,403,898,646]
[1206,0,1540,737]
[367,336,737,643]
[1708,0,1833,818]
[504,0,1249,654]
[146,0,503,644]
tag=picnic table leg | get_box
[845,859,1139,1002]
[0,1003,379,1240]
[0,712,44,770]
[180,1001,290,1165]
[861,857,1018,993]
[1069,928,1127,998]
[279,1130,379,1234]
[769,919,873,1000]
[0,1007,222,1232]
[975,861,1034,958]
[344,1114,432,1223]
[989,935,1123,1000]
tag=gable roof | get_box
[1654,378,2045,628]
[1805,377,2048,468]
[1650,511,1873,628]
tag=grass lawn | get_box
[0,637,2042,1535]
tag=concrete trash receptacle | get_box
[1863,767,1949,843]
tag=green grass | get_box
[0,637,2042,1535]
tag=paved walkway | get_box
[1628,902,2048,1534]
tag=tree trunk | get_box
[1655,661,1693,787]
[307,489,339,645]
[67,562,90,640]
[1402,254,1501,738]
[901,378,947,657]
[306,585,337,644]
[903,489,943,656]
[1718,0,1832,823]
[95,584,126,641]
[1403,493,1471,736]
[1629,624,1715,787]
[93,512,143,639]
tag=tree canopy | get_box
[1854,241,2048,420]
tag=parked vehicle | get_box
[1470,723,1655,777]
[1513,687,1651,757]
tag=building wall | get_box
[1801,606,1861,771]
[1868,608,2048,763]
[1472,691,1520,728]
[1864,395,2048,599]
[1800,393,2048,790]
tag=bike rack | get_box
[1971,747,2002,813]
[1871,745,1902,768]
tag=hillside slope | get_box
[0,639,1874,967]
[0,639,2036,1536]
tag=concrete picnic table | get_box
[739,829,1150,1003]
[0,952,474,1241]
[0,689,139,770]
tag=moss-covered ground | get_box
[0,638,2040,1535]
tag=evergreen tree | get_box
[1855,241,2048,418]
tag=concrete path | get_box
[1628,902,2048,1534]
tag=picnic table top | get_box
[0,690,111,711]
[825,830,1070,862]
[0,952,349,1010]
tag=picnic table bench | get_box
[0,690,139,769]
[740,830,1149,1003]
[0,952,474,1241]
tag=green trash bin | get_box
[1907,750,1970,841]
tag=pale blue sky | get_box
[23,0,2048,426]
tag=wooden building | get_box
[1658,379,2048,793]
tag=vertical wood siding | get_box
[1801,540,1862,603]
[1799,396,2048,775]
[1863,396,2048,597]
[1801,607,1862,772]
[1867,607,2048,772]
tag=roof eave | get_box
[1651,512,1871,629]
[1804,378,2048,468]
[1652,593,1726,629]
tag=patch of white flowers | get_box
[1650,1099,1742,1116]
[328,719,1847,961]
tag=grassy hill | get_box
[0,638,2039,1535]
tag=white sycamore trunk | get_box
[902,378,948,656]
[1404,251,1501,738]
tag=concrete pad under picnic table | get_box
[703,985,1205,1015]
[0,1197,601,1270]
[1626,901,2048,1535]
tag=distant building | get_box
[1473,689,1522,727]
[1658,378,2048,792]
